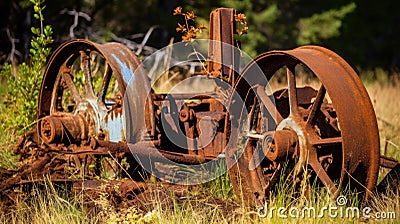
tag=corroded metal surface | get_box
[377,164,400,193]
[229,45,381,204]
[38,39,150,144]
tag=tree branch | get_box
[60,9,91,39]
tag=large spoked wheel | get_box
[38,39,145,144]
[228,45,380,205]
[37,39,151,179]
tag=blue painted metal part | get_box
[38,39,151,144]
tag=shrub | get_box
[0,0,53,134]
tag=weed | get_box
[0,0,53,134]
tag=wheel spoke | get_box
[308,150,338,195]
[255,85,284,123]
[310,136,342,147]
[98,63,112,104]
[249,143,268,190]
[80,50,96,98]
[306,84,326,126]
[286,65,298,116]
[61,65,81,102]
[244,139,265,199]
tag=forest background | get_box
[0,0,399,76]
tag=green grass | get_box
[0,76,399,223]
[0,79,18,169]
[1,179,398,223]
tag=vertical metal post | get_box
[207,8,239,84]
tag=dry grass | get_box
[0,78,399,223]
[2,181,397,223]
[0,181,93,224]
[366,82,400,160]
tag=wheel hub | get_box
[276,117,310,177]
[262,128,299,162]
[39,113,88,144]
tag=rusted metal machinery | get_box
[2,8,399,206]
